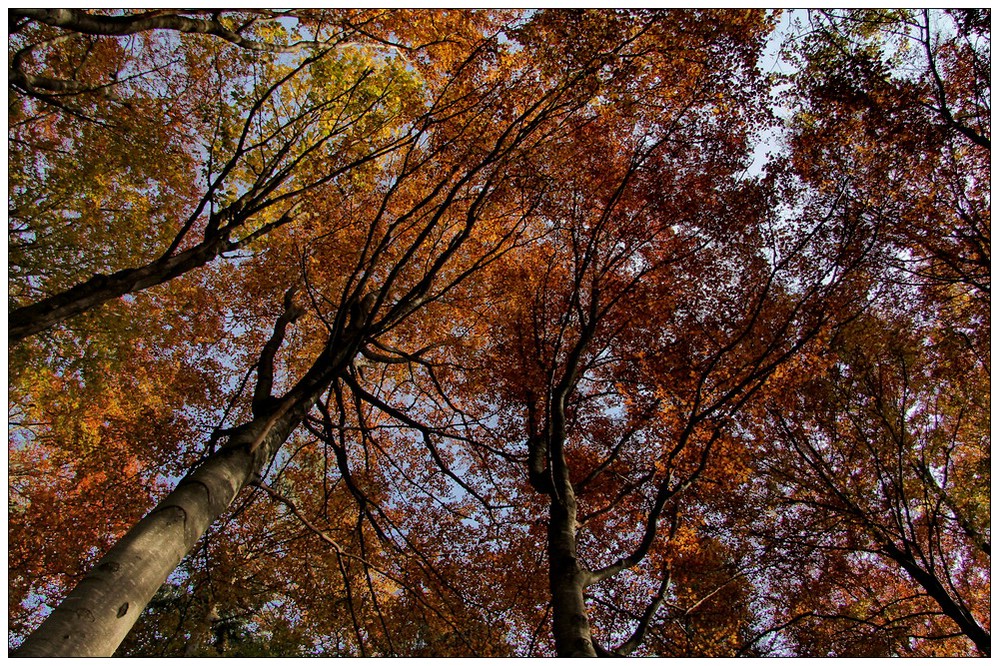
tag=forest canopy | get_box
[7,9,990,657]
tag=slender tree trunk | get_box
[881,542,991,656]
[13,327,360,657]
[548,496,597,657]
[9,237,228,343]
[10,9,313,54]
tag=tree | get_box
[8,8,990,658]
[9,10,461,341]
[11,9,653,656]
[734,14,990,655]
[786,10,989,317]
[745,307,990,656]
[338,10,891,656]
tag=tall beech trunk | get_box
[543,373,598,657]
[14,318,362,657]
[548,496,597,657]
[9,237,229,343]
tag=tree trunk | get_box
[13,332,358,657]
[548,497,597,657]
[9,238,227,343]
[881,542,991,656]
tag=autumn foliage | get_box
[8,9,990,657]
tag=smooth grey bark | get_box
[548,496,597,657]
[527,397,597,657]
[535,356,599,657]
[14,302,365,657]
[9,237,230,342]
[14,428,285,657]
